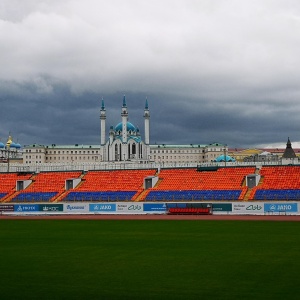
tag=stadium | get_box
[1,98,300,300]
[1,97,300,216]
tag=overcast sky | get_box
[1,0,300,149]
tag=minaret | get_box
[100,97,106,146]
[121,95,128,160]
[144,97,150,145]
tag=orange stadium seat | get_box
[144,167,255,201]
[11,171,82,202]
[250,166,300,200]
[63,169,157,201]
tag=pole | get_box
[6,146,10,173]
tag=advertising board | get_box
[232,202,264,215]
[89,203,116,213]
[39,204,63,212]
[64,203,89,213]
[116,203,143,214]
[14,204,39,213]
[0,205,14,212]
[212,203,232,212]
[264,203,298,214]
[143,203,167,213]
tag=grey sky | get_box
[1,0,300,148]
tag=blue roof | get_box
[214,154,236,162]
[115,121,137,132]
[0,142,5,148]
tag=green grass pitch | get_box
[0,220,300,300]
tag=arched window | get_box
[132,143,136,155]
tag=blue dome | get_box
[10,142,17,148]
[214,154,235,162]
[115,121,137,132]
[15,143,21,149]
[0,142,4,149]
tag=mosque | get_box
[100,95,150,162]
[10,96,227,165]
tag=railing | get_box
[0,162,198,173]
[0,159,297,173]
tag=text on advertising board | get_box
[117,203,143,213]
[14,205,39,212]
[232,202,264,214]
[89,204,116,212]
[40,204,63,212]
[143,203,167,212]
[264,203,298,213]
[0,205,14,212]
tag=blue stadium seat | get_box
[0,193,7,200]
[254,189,300,200]
[64,191,136,201]
[12,192,58,202]
[145,190,241,201]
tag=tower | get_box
[144,98,150,145]
[121,95,128,160]
[100,97,106,146]
[282,137,296,158]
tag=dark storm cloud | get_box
[1,0,300,148]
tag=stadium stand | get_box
[250,166,300,200]
[2,165,300,203]
[11,171,82,202]
[63,169,157,201]
[143,167,255,201]
[0,172,32,201]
